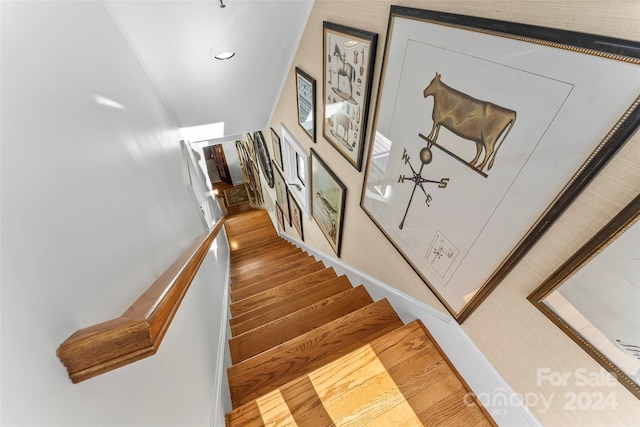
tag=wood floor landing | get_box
[223,205,495,426]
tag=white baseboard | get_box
[280,233,541,427]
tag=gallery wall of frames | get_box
[266,1,640,425]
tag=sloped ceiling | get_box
[108,0,313,139]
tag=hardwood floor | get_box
[224,206,496,426]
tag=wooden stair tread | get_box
[231,241,302,265]
[231,243,301,267]
[231,267,337,302]
[230,271,348,318]
[227,227,278,250]
[231,256,326,292]
[226,321,494,426]
[231,246,306,282]
[229,270,345,336]
[227,298,404,408]
[229,285,374,364]
[225,211,274,239]
[230,241,290,262]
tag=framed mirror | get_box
[529,194,640,399]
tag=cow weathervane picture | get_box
[360,6,640,321]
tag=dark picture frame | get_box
[360,6,640,321]
[310,148,346,257]
[253,130,274,188]
[295,67,316,142]
[276,202,286,231]
[529,194,640,399]
[270,127,284,171]
[323,21,377,171]
[290,192,304,241]
[273,160,291,225]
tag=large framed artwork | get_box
[529,194,640,399]
[360,6,640,321]
[295,67,316,142]
[273,160,291,225]
[323,22,377,171]
[311,148,346,257]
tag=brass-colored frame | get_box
[529,194,640,399]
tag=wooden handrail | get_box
[57,216,226,383]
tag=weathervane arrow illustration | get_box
[398,143,449,230]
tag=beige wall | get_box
[269,1,640,425]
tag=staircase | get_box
[223,206,495,426]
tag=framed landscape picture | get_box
[296,67,316,142]
[311,148,346,257]
[529,194,640,399]
[323,21,377,171]
[360,6,640,321]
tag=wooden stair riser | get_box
[231,244,299,269]
[231,257,326,292]
[231,264,334,303]
[231,254,315,289]
[229,285,374,364]
[227,299,403,408]
[231,248,304,277]
[230,271,348,318]
[229,271,346,336]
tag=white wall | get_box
[1,2,229,425]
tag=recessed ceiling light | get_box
[209,45,236,61]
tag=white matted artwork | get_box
[360,6,640,321]
[323,21,377,171]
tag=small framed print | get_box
[310,148,346,257]
[290,192,304,241]
[271,127,283,171]
[323,21,377,171]
[295,67,316,142]
[273,160,291,225]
